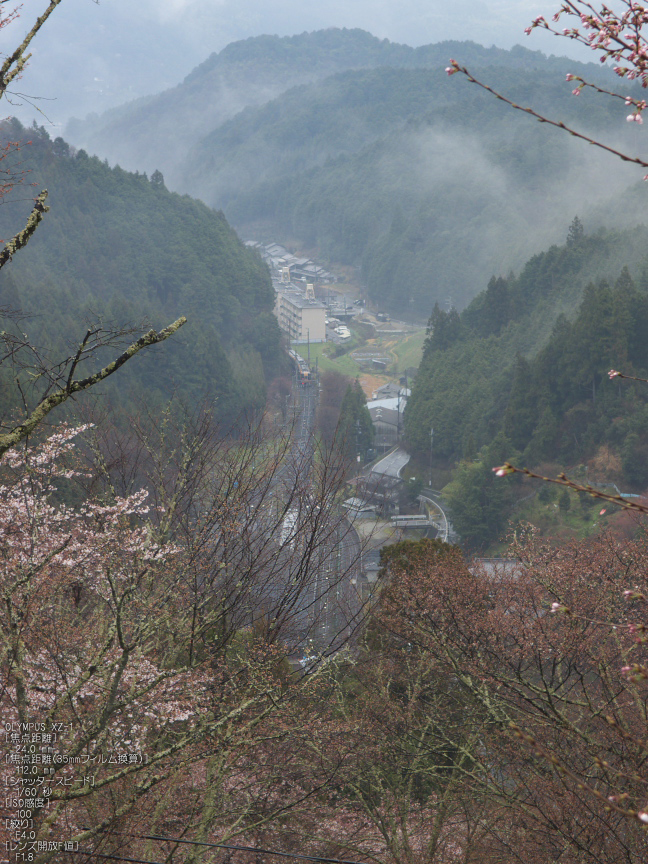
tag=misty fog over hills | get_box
[0,0,585,130]
[67,30,582,189]
[65,28,648,318]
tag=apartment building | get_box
[274,283,326,343]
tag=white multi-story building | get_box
[274,283,326,343]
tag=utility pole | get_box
[429,426,434,488]
[396,389,400,441]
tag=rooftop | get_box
[367,397,407,412]
[277,289,326,310]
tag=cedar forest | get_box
[3,3,648,864]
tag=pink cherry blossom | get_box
[624,588,646,600]
[550,602,570,614]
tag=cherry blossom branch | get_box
[608,368,648,383]
[527,1,648,89]
[445,60,648,171]
[560,72,646,120]
[493,369,648,513]
[493,461,648,513]
[510,723,648,825]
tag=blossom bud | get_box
[550,602,570,614]
[623,589,646,601]
[608,369,620,379]
[622,663,648,680]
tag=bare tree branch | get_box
[0,316,187,458]
[0,0,63,98]
[0,188,49,269]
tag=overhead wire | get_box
[73,830,370,864]
[71,853,162,864]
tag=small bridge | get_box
[390,514,434,529]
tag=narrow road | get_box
[372,447,410,478]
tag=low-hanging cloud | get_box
[0,0,588,129]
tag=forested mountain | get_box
[0,120,282,421]
[66,28,647,318]
[404,223,648,545]
[183,61,641,316]
[65,28,443,189]
[183,53,624,205]
[66,28,599,191]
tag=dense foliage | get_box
[404,223,648,546]
[339,379,374,461]
[0,120,283,421]
[370,534,648,863]
[182,53,639,316]
[68,28,646,318]
[68,28,605,191]
[316,370,373,463]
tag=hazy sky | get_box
[1,0,584,129]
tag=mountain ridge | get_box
[66,28,619,191]
[0,120,282,420]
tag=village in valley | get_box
[249,237,425,448]
[247,238,454,593]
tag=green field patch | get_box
[392,329,426,373]
[294,340,362,376]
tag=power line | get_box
[76,830,371,864]
[72,853,163,864]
